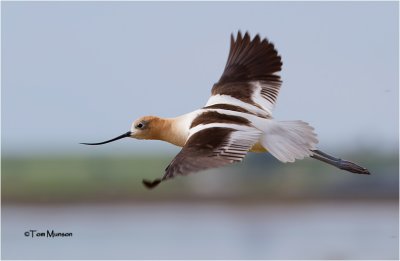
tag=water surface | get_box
[2,201,398,259]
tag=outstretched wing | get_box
[206,31,282,116]
[142,126,262,189]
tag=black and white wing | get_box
[142,32,281,188]
[205,31,282,117]
[142,125,262,189]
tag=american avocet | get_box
[82,32,370,189]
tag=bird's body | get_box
[82,32,370,189]
[131,110,268,152]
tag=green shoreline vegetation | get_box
[2,152,398,204]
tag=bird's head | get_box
[130,116,162,140]
[81,116,163,145]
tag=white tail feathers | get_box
[261,120,318,163]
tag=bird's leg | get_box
[311,149,370,175]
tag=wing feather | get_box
[142,126,261,189]
[209,31,282,116]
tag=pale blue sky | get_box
[2,1,398,156]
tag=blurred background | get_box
[2,1,398,259]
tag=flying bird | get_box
[82,32,370,189]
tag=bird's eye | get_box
[136,123,144,129]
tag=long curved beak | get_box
[80,131,132,145]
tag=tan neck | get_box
[150,117,187,147]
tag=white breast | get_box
[169,110,202,145]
